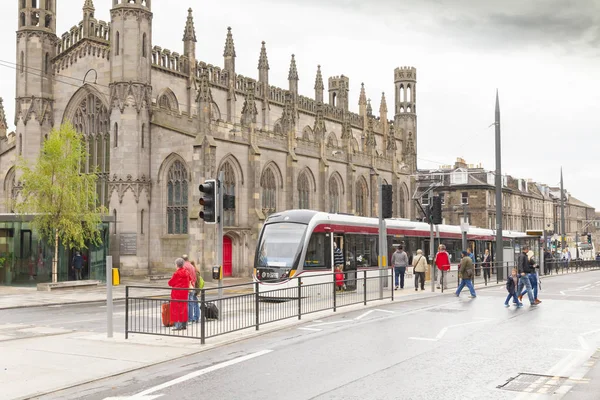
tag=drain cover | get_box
[498,373,569,393]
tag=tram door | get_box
[335,235,357,290]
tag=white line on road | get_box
[409,319,494,342]
[407,337,438,341]
[104,395,163,400]
[354,310,374,320]
[298,327,322,332]
[306,320,353,328]
[134,350,273,397]
[374,309,394,313]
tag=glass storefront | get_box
[0,217,110,286]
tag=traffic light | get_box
[381,184,393,219]
[588,234,592,244]
[199,179,216,223]
[431,195,442,225]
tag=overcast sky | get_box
[1,0,599,208]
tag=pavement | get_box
[0,269,598,399]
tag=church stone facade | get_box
[0,0,418,278]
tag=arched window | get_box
[220,162,236,226]
[159,96,170,109]
[142,33,147,58]
[398,187,406,218]
[113,123,118,147]
[72,93,110,207]
[261,168,276,216]
[298,173,310,209]
[166,160,188,234]
[356,179,367,216]
[329,176,339,213]
[115,31,120,56]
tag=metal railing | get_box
[125,268,395,343]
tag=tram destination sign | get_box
[120,233,137,255]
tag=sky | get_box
[1,0,599,208]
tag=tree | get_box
[15,123,107,283]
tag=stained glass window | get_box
[220,162,236,226]
[329,176,339,213]
[261,168,276,216]
[298,173,310,209]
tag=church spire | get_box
[183,8,197,43]
[358,83,367,117]
[258,41,269,85]
[314,65,324,103]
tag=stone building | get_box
[416,158,596,250]
[0,0,417,279]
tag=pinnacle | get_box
[288,54,298,81]
[366,98,372,116]
[258,41,269,70]
[379,92,387,114]
[223,27,236,57]
[183,8,197,43]
[83,0,95,10]
[314,65,324,90]
[0,97,7,130]
[358,83,367,106]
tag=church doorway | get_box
[223,236,233,277]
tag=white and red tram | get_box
[253,210,539,293]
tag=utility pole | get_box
[461,203,468,251]
[560,167,566,251]
[377,177,387,297]
[494,90,504,279]
[429,191,435,292]
[217,170,224,298]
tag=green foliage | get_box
[15,123,107,250]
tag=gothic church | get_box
[0,0,418,278]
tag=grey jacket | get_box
[391,251,408,267]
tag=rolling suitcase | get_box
[161,302,172,327]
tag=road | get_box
[33,270,600,400]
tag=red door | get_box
[223,236,233,277]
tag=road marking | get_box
[306,320,353,328]
[134,350,273,397]
[409,319,494,342]
[48,305,62,308]
[104,395,163,400]
[298,327,321,332]
[354,310,374,320]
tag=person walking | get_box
[412,249,427,291]
[182,255,198,323]
[333,242,346,290]
[392,245,409,290]
[504,268,523,308]
[168,258,192,331]
[517,246,536,306]
[519,250,541,304]
[455,251,477,298]
[72,251,83,280]
[190,260,202,323]
[481,249,491,282]
[435,244,451,290]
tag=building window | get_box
[461,192,468,205]
[328,176,339,213]
[115,31,120,56]
[44,53,49,74]
[18,134,22,155]
[166,160,188,234]
[20,52,24,73]
[142,33,147,58]
[421,196,430,206]
[141,209,144,234]
[398,189,406,218]
[356,179,367,217]
[261,168,276,217]
[450,169,468,185]
[141,124,145,148]
[298,173,310,209]
[113,209,117,234]
[220,162,236,226]
[113,123,118,147]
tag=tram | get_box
[253,210,540,293]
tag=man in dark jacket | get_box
[517,246,536,306]
[455,251,476,298]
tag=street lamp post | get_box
[494,90,504,279]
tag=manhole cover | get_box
[426,308,466,313]
[498,373,569,393]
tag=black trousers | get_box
[414,272,425,289]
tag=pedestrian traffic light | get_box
[199,179,216,224]
[381,184,393,219]
[588,234,592,244]
[431,195,442,225]
[223,194,236,210]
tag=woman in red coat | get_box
[168,258,191,330]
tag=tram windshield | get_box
[256,222,307,270]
